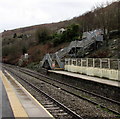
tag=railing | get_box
[47,54,53,68]
[57,31,103,59]
[65,58,120,80]
[41,55,47,67]
[65,58,120,70]
[55,53,64,68]
[56,47,68,58]
[41,53,53,68]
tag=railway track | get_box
[17,67,120,115]
[3,64,120,117]
[21,67,120,104]
[3,67,83,119]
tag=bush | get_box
[61,24,80,42]
[13,33,17,38]
[22,46,27,55]
[35,27,51,44]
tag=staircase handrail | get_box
[55,53,64,68]
[41,53,53,68]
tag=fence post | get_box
[118,59,120,70]
[118,59,120,82]
[72,59,73,65]
[108,59,110,69]
[68,58,70,65]
[93,58,95,68]
[67,58,68,65]
[76,58,78,66]
[80,58,81,67]
[70,58,72,65]
[86,58,88,67]
[81,58,83,67]
[100,59,102,68]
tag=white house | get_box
[57,28,66,34]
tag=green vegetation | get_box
[13,33,17,38]
[35,27,51,44]
[2,32,32,64]
[61,24,80,41]
[35,24,81,47]
[52,33,62,46]
[22,46,27,55]
[2,1,120,65]
[53,24,80,46]
[26,62,40,70]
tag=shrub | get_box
[35,27,51,44]
[13,33,17,38]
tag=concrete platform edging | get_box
[0,71,28,117]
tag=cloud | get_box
[0,0,113,32]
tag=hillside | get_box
[2,1,119,37]
[2,1,120,66]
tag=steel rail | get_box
[3,65,120,116]
[4,67,83,119]
[20,67,120,105]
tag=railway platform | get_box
[0,70,54,118]
[48,70,120,88]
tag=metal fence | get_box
[65,58,120,70]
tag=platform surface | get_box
[0,70,53,118]
[0,76,14,118]
[49,70,120,87]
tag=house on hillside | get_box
[57,28,66,34]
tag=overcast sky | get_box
[0,0,115,32]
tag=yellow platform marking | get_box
[4,70,54,118]
[0,71,29,118]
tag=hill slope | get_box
[2,1,120,65]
